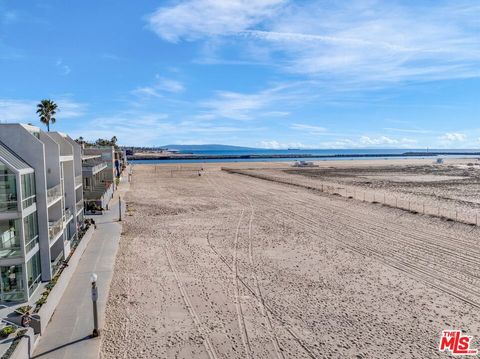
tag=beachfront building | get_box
[0,124,84,302]
[82,146,115,211]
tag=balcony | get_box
[75,174,82,188]
[48,217,63,242]
[47,184,62,206]
[82,160,107,176]
[76,199,84,215]
[0,200,17,212]
[64,208,73,224]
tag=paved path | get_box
[32,178,128,359]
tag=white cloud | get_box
[132,76,185,98]
[147,1,480,84]
[70,113,259,146]
[383,127,432,134]
[56,59,71,75]
[0,99,35,122]
[439,132,467,142]
[360,136,399,145]
[291,123,326,134]
[147,0,286,42]
[359,135,417,147]
[0,98,86,123]
[199,82,310,120]
[258,140,313,149]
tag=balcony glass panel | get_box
[21,173,36,209]
[75,174,82,187]
[24,212,39,253]
[49,217,63,241]
[76,199,84,214]
[0,164,17,212]
[0,219,21,258]
[0,264,25,302]
[47,183,62,205]
[27,252,41,296]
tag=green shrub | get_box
[15,305,31,314]
[35,297,47,307]
[0,326,15,338]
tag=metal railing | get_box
[51,251,64,275]
[75,174,82,187]
[76,199,84,214]
[47,184,62,204]
[64,208,73,223]
[48,217,63,241]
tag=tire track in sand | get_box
[164,242,219,359]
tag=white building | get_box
[0,124,84,302]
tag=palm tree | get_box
[36,99,58,131]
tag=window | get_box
[21,173,36,209]
[0,219,21,258]
[24,212,39,253]
[27,252,41,295]
[0,264,25,301]
[0,163,17,212]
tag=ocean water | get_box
[130,148,480,164]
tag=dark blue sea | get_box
[130,148,480,164]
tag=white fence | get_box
[223,168,480,226]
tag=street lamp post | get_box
[91,273,99,337]
[119,196,122,221]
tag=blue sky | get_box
[0,0,479,149]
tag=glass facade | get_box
[0,264,25,301]
[0,219,21,258]
[24,212,39,253]
[27,252,41,296]
[0,163,17,212]
[21,173,36,209]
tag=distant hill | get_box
[163,144,259,152]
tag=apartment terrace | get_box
[82,159,108,176]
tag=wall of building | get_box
[0,125,52,281]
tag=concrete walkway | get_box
[32,178,128,359]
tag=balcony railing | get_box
[48,217,63,241]
[51,251,65,275]
[64,208,73,224]
[47,184,62,205]
[76,199,84,214]
[82,160,108,175]
[0,200,17,212]
[75,175,82,187]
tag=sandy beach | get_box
[100,159,480,358]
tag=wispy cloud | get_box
[258,140,314,149]
[71,112,259,146]
[0,98,86,123]
[199,82,313,120]
[132,75,185,99]
[384,127,433,134]
[291,123,326,134]
[55,59,71,75]
[146,0,287,42]
[146,0,480,84]
[439,132,467,142]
